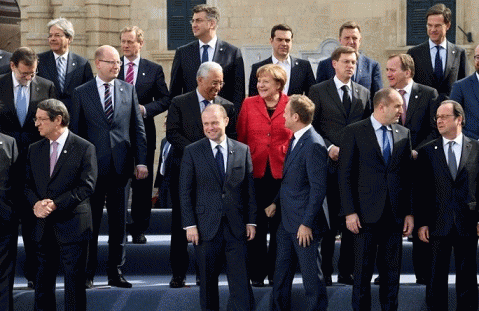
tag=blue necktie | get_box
[201,45,209,63]
[57,56,66,92]
[215,145,225,184]
[201,99,210,112]
[381,126,391,165]
[16,85,27,126]
[434,45,444,82]
[447,141,457,179]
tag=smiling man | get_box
[248,24,315,97]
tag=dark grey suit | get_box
[180,137,256,311]
[0,50,12,75]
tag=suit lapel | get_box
[354,54,364,83]
[28,78,43,119]
[64,53,76,89]
[468,75,479,104]
[212,40,225,64]
[457,136,472,176]
[325,79,346,118]
[405,83,421,125]
[135,58,148,87]
[283,128,311,175]
[113,80,126,122]
[86,80,108,124]
[420,42,434,82]
[433,138,453,180]
[202,138,223,186]
[364,121,385,164]
[290,57,300,91]
[38,139,51,191]
[2,75,17,118]
[45,51,60,88]
[190,41,201,69]
[444,41,456,80]
[49,132,75,181]
[225,138,235,184]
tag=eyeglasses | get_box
[48,33,66,39]
[190,18,209,24]
[474,55,479,61]
[99,60,122,66]
[434,114,454,122]
[33,117,51,123]
[211,81,225,88]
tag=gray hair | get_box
[196,61,223,79]
[37,99,70,127]
[47,18,75,39]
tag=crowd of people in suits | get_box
[0,2,478,311]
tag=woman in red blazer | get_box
[237,64,293,287]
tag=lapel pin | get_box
[0,141,3,145]
[415,95,418,98]
[120,88,123,92]
[142,72,145,76]
[219,48,224,52]
[36,87,40,92]
[434,146,438,149]
[63,150,67,154]
[72,63,76,66]
[452,50,456,54]
[0,56,3,59]
[395,129,399,133]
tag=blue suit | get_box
[316,54,382,102]
[450,74,479,140]
[272,126,329,311]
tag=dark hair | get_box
[373,88,400,109]
[439,100,465,126]
[331,46,358,62]
[271,24,293,39]
[426,3,452,25]
[10,47,38,67]
[192,4,220,24]
[388,53,415,78]
[37,99,70,126]
[339,21,361,37]
[288,95,315,125]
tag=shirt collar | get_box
[370,114,391,131]
[123,55,140,67]
[272,54,291,65]
[209,136,228,151]
[333,75,352,91]
[50,128,69,146]
[196,88,211,104]
[442,132,463,147]
[398,80,414,94]
[96,76,114,88]
[53,50,69,60]
[294,124,312,142]
[199,36,217,49]
[429,38,447,50]
[476,72,479,84]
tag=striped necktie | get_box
[104,83,113,123]
[57,56,66,92]
[125,62,135,85]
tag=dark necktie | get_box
[16,85,27,126]
[202,99,210,112]
[447,141,457,179]
[398,89,407,125]
[215,145,225,184]
[57,56,66,92]
[104,83,113,123]
[125,62,135,85]
[381,126,391,165]
[434,45,444,82]
[285,135,296,162]
[341,85,351,115]
[159,141,171,176]
[201,45,209,63]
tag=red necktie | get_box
[125,62,135,85]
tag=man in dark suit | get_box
[316,21,382,102]
[339,88,414,311]
[386,53,439,285]
[309,46,371,286]
[248,24,315,97]
[166,61,237,288]
[407,3,467,100]
[0,133,17,311]
[118,25,170,244]
[180,103,256,311]
[169,4,245,111]
[0,47,56,288]
[154,136,173,209]
[450,44,479,139]
[270,95,329,311]
[0,49,12,74]
[416,100,479,311]
[37,18,93,112]
[71,45,148,288]
[25,99,97,311]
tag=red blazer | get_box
[237,93,293,179]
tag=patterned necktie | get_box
[57,56,66,92]
[398,89,407,125]
[381,126,391,165]
[201,45,209,63]
[434,45,444,82]
[341,85,351,115]
[16,85,27,127]
[125,62,135,85]
[104,83,113,123]
[215,145,225,184]
[447,141,457,179]
[50,141,59,176]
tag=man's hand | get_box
[246,225,256,241]
[33,199,55,218]
[418,226,429,243]
[328,145,340,161]
[403,215,414,236]
[297,224,313,247]
[186,227,199,245]
[139,105,147,118]
[346,213,361,234]
[412,150,418,160]
[476,223,479,236]
[265,203,276,218]
[135,165,148,180]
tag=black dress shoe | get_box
[337,274,354,285]
[85,279,93,289]
[196,276,200,286]
[324,275,332,286]
[170,276,185,288]
[251,280,264,287]
[27,281,35,289]
[108,274,132,288]
[268,279,274,287]
[373,276,380,285]
[132,233,147,244]
[416,278,427,285]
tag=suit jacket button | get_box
[222,193,225,199]
[267,133,271,136]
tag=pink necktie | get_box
[50,141,58,176]
[125,62,135,85]
[398,89,407,125]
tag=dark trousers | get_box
[196,217,254,311]
[247,167,281,282]
[0,221,18,311]
[426,228,478,311]
[272,222,328,311]
[130,146,155,234]
[86,168,130,279]
[34,234,88,311]
[412,228,431,282]
[21,205,38,283]
[351,218,403,311]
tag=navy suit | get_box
[71,78,147,279]
[408,40,467,100]
[415,136,479,311]
[316,54,382,102]
[37,51,93,111]
[248,56,315,96]
[169,39,245,110]
[180,137,256,311]
[339,119,413,311]
[25,131,97,311]
[119,57,170,234]
[154,138,174,209]
[272,126,329,311]
[0,50,11,75]
[450,74,479,139]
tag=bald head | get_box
[95,45,121,82]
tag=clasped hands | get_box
[33,199,56,218]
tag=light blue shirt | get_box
[429,39,447,72]
[371,115,393,155]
